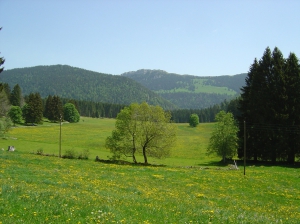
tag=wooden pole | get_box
[244,120,246,175]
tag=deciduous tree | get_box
[8,106,23,125]
[106,102,177,164]
[189,113,199,127]
[63,103,80,123]
[207,111,238,163]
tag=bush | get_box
[189,114,199,127]
[36,148,44,155]
[62,149,77,159]
[78,149,90,160]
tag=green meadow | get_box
[0,117,299,223]
[156,79,237,96]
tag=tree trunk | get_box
[132,150,137,163]
[132,136,137,163]
[143,146,148,164]
[222,154,226,163]
[287,149,295,164]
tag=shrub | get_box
[78,149,90,160]
[189,113,199,127]
[62,149,77,159]
[36,148,44,155]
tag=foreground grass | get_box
[1,117,299,223]
[0,150,299,223]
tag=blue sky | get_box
[1,0,300,76]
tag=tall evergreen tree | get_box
[22,93,43,124]
[49,95,63,122]
[284,52,300,163]
[10,84,23,107]
[239,47,300,163]
[44,95,53,118]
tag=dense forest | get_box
[0,65,177,110]
[122,69,246,109]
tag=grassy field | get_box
[2,117,218,166]
[156,79,237,96]
[1,117,300,223]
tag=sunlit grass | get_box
[3,117,219,165]
[0,151,299,223]
[1,117,299,223]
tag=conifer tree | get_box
[10,84,23,107]
[239,47,300,163]
[22,93,43,124]
[284,53,300,163]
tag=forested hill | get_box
[122,69,247,109]
[0,65,177,110]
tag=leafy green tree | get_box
[106,102,177,164]
[207,111,238,163]
[10,84,23,107]
[8,106,23,125]
[22,93,43,124]
[0,87,10,116]
[64,103,80,123]
[105,103,139,163]
[0,117,12,137]
[189,113,199,127]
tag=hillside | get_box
[122,69,247,109]
[0,65,177,110]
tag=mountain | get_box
[121,69,247,109]
[0,65,177,110]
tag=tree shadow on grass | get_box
[240,160,300,168]
[94,157,166,167]
[198,159,300,168]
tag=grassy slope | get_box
[1,117,300,223]
[157,79,237,95]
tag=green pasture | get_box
[0,117,299,223]
[156,79,237,96]
[1,117,219,166]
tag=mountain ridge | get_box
[1,65,247,110]
[0,65,177,110]
[121,69,246,109]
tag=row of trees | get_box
[238,47,300,163]
[5,92,80,125]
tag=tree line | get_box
[238,47,300,164]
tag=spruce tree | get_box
[239,47,300,163]
[284,53,300,163]
[23,93,43,124]
[44,95,53,119]
[10,84,23,107]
